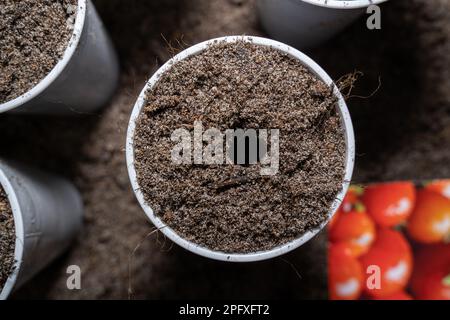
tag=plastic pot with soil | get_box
[0,0,119,115]
[257,0,389,49]
[126,36,355,262]
[0,160,83,300]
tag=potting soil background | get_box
[0,0,448,299]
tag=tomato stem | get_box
[443,274,450,287]
[354,202,366,213]
[445,233,450,244]
[350,185,365,196]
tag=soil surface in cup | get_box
[0,185,15,291]
[0,0,77,104]
[134,41,346,253]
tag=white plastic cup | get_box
[258,0,389,49]
[0,0,119,115]
[0,160,83,299]
[126,36,355,262]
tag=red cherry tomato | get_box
[426,180,450,199]
[373,291,413,300]
[415,271,450,300]
[373,227,412,254]
[329,210,376,257]
[411,244,450,300]
[363,182,416,227]
[360,228,413,298]
[329,243,364,300]
[411,244,450,280]
[407,190,450,244]
[341,188,360,213]
[329,188,360,230]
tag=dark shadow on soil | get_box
[94,0,187,74]
[0,115,97,178]
[309,1,422,182]
[310,0,450,182]
[129,231,327,300]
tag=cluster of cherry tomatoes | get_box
[328,180,450,300]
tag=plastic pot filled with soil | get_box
[0,0,119,115]
[257,0,389,49]
[126,36,355,262]
[0,160,83,299]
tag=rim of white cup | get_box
[0,166,25,300]
[0,0,86,113]
[126,35,355,263]
[299,0,389,9]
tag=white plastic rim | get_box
[0,170,25,299]
[0,0,86,113]
[126,36,355,263]
[299,0,389,9]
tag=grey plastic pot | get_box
[0,0,119,115]
[258,0,389,49]
[0,161,83,299]
[126,36,355,263]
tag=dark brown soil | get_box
[134,41,346,253]
[0,0,77,103]
[0,0,447,300]
[0,185,15,291]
